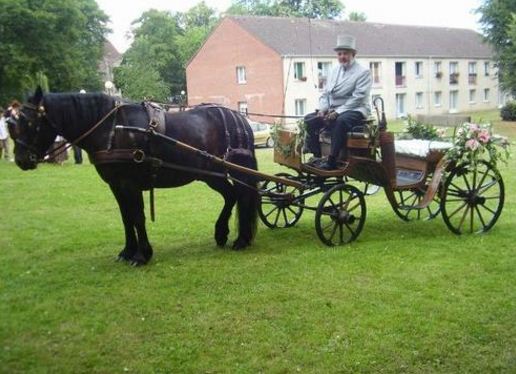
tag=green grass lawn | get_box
[1,111,515,373]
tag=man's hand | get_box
[325,110,338,121]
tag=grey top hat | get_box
[334,34,357,52]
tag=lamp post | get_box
[180,90,186,110]
[104,81,114,96]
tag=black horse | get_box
[9,87,258,265]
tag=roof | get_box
[230,16,492,59]
[103,39,122,66]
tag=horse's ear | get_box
[34,86,44,103]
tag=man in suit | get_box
[304,34,372,170]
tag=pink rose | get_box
[466,139,480,151]
[478,129,490,144]
[468,123,479,132]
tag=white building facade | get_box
[282,55,501,122]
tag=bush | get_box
[500,101,516,121]
[401,115,441,140]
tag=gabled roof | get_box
[230,16,492,59]
[103,39,122,66]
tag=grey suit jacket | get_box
[318,60,372,118]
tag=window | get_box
[434,91,442,107]
[395,62,406,87]
[469,89,476,103]
[415,92,424,109]
[317,62,332,89]
[236,66,246,84]
[484,88,490,102]
[449,62,459,84]
[434,61,442,79]
[295,99,307,116]
[294,62,306,81]
[449,90,458,112]
[468,62,477,84]
[369,62,382,85]
[238,101,248,115]
[415,61,423,78]
[484,62,490,76]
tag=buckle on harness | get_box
[133,149,145,163]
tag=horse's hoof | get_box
[130,253,150,266]
[232,240,249,251]
[215,232,228,247]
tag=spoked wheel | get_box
[391,174,441,221]
[315,184,366,246]
[441,161,504,234]
[344,176,380,196]
[259,173,304,228]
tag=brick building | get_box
[186,16,506,123]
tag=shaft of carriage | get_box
[115,125,304,190]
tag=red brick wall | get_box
[186,18,284,122]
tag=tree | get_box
[0,0,109,104]
[226,0,344,19]
[348,11,367,22]
[477,0,516,94]
[116,3,218,101]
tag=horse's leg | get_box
[206,178,237,247]
[129,189,153,266]
[232,181,259,250]
[109,184,137,261]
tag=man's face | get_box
[337,49,354,65]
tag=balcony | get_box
[468,73,477,85]
[449,73,459,84]
[395,75,406,87]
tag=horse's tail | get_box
[226,148,259,249]
[221,108,259,249]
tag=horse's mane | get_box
[43,92,118,130]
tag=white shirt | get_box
[0,117,8,140]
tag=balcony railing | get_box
[395,75,406,87]
[468,73,477,85]
[449,73,459,84]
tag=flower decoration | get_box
[446,122,511,168]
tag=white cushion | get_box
[395,139,452,158]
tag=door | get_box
[396,93,406,117]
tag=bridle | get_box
[11,102,49,160]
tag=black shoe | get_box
[318,160,338,170]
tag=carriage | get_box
[12,90,506,265]
[257,98,505,246]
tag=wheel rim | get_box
[315,184,366,246]
[266,137,274,148]
[259,173,304,228]
[441,161,504,234]
[392,174,441,221]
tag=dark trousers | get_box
[73,145,82,164]
[304,110,364,159]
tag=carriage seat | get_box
[318,116,375,144]
[394,139,453,158]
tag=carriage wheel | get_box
[391,174,441,221]
[259,173,304,228]
[315,184,366,246]
[441,161,504,234]
[344,176,380,196]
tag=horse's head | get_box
[9,87,58,170]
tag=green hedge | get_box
[500,101,516,121]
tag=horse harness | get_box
[89,102,258,222]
